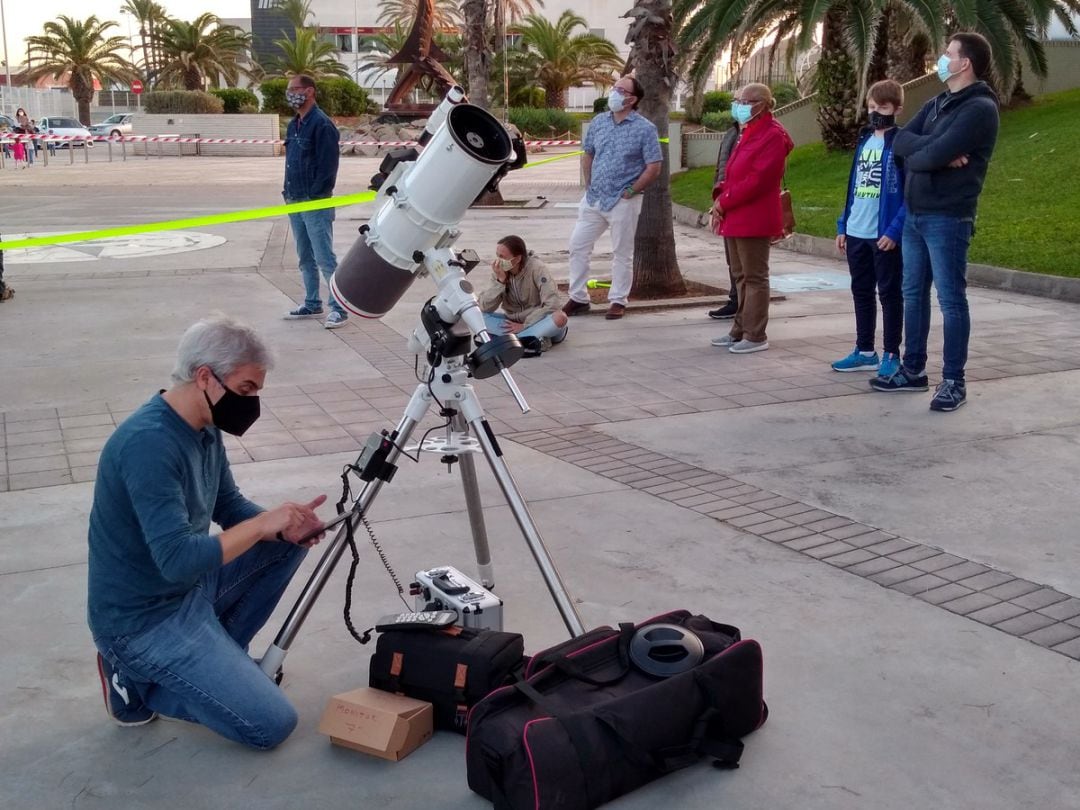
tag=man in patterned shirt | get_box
[563,75,663,320]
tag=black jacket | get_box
[892,81,999,219]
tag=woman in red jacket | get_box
[710,84,794,353]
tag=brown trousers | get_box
[725,237,772,343]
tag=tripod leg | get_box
[460,394,585,637]
[452,411,495,588]
[259,387,430,677]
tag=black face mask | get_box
[204,372,260,436]
[868,111,896,130]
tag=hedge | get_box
[210,87,260,114]
[702,111,735,131]
[260,77,369,117]
[143,90,224,114]
[507,107,578,137]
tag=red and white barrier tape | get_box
[2,132,582,147]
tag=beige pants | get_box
[725,237,772,343]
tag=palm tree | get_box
[626,0,685,299]
[675,0,1074,150]
[516,11,622,108]
[376,0,462,30]
[155,13,255,90]
[489,0,545,109]
[274,0,317,32]
[25,16,136,125]
[120,0,168,84]
[462,0,491,107]
[267,28,350,78]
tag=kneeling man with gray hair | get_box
[88,316,326,749]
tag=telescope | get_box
[260,90,585,680]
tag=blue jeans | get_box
[483,312,568,344]
[95,541,308,749]
[288,208,343,315]
[901,213,974,381]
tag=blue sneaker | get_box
[930,379,967,412]
[869,366,930,392]
[878,352,900,380]
[97,653,156,726]
[832,349,879,372]
[324,310,348,329]
[283,305,323,320]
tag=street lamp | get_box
[1,0,14,116]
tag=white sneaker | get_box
[710,334,737,348]
[729,339,769,354]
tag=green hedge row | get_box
[210,88,260,114]
[507,107,578,137]
[260,78,369,117]
[143,90,224,114]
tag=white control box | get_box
[413,565,503,631]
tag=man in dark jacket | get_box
[870,32,1000,411]
[281,75,347,329]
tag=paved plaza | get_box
[2,153,1079,809]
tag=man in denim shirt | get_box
[563,75,663,320]
[282,74,347,328]
[89,317,328,748]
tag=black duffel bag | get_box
[465,610,766,810]
[370,625,524,733]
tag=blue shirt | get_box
[584,111,663,211]
[846,134,885,239]
[87,394,263,638]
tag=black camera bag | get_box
[465,610,766,810]
[369,625,524,733]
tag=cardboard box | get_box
[318,687,433,761]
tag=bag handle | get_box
[538,622,634,687]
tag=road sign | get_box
[132,80,144,95]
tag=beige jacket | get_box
[477,254,561,327]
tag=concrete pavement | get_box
[1,154,1079,810]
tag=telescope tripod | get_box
[259,348,586,678]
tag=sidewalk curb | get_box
[671,202,1080,303]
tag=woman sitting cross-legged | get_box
[477,235,569,357]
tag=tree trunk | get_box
[885,8,930,83]
[815,6,860,151]
[140,24,151,83]
[185,67,202,91]
[544,83,565,109]
[71,73,93,125]
[628,0,685,299]
[462,0,490,108]
[865,5,890,86]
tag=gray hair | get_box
[170,316,274,384]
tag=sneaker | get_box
[96,653,157,727]
[283,305,323,320]
[519,336,543,358]
[708,301,738,320]
[729,339,769,354]
[710,334,738,348]
[831,349,879,373]
[324,311,348,329]
[605,303,626,320]
[869,367,930,392]
[930,379,967,412]
[878,352,901,380]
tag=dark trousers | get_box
[722,240,738,305]
[845,235,902,355]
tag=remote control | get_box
[375,610,458,632]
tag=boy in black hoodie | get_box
[870,32,1000,412]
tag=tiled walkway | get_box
[4,304,1080,662]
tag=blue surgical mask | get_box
[730,101,754,125]
[608,90,627,113]
[936,54,957,83]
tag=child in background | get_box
[833,79,907,375]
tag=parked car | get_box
[38,116,94,148]
[89,113,134,138]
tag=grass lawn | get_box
[670,88,1080,277]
